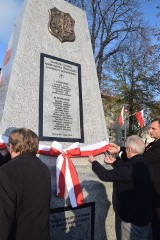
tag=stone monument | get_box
[0,0,118,239]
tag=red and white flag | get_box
[0,33,13,86]
[119,106,125,126]
[135,110,144,128]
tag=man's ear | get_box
[9,144,13,155]
[9,144,15,158]
[9,144,20,158]
[128,147,132,153]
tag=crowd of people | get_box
[0,119,160,240]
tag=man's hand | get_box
[108,143,120,155]
[88,155,96,163]
[104,155,116,164]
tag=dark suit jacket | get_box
[144,139,160,207]
[0,152,51,240]
[0,148,11,166]
[92,154,154,226]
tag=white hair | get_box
[125,135,145,154]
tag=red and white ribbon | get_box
[0,135,110,207]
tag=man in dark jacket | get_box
[109,119,160,240]
[88,135,154,240]
[0,128,51,240]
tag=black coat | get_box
[0,148,11,166]
[120,139,160,207]
[0,152,51,240]
[92,154,154,226]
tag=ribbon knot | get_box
[52,142,84,208]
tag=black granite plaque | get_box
[39,53,84,142]
[50,202,95,240]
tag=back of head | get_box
[9,128,39,155]
[125,135,145,154]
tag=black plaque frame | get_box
[50,202,95,240]
[39,53,84,142]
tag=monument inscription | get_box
[39,53,84,142]
[50,202,95,240]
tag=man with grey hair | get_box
[125,135,145,154]
[88,135,154,240]
[109,119,160,240]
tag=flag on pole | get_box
[135,110,144,128]
[119,106,125,126]
[0,33,13,87]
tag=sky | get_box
[0,0,160,68]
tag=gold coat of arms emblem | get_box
[48,7,75,43]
